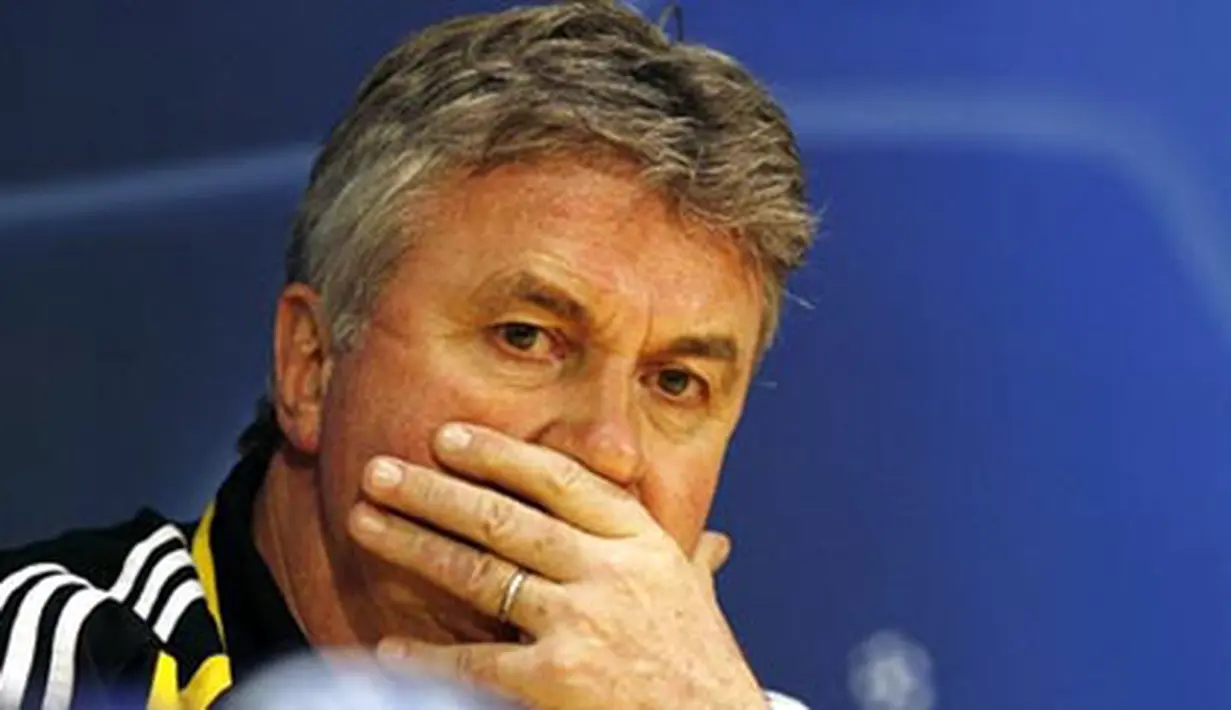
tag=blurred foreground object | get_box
[221,652,512,710]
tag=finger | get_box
[349,501,560,633]
[378,638,536,703]
[363,457,585,582]
[432,422,653,538]
[691,530,732,575]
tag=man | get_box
[0,2,815,708]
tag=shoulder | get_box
[0,511,215,709]
[0,510,193,585]
[0,510,201,650]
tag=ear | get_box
[271,284,333,455]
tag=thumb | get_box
[692,530,732,575]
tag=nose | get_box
[531,370,646,490]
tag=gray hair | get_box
[239,0,815,458]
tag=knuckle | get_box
[448,648,487,682]
[588,539,674,584]
[547,458,589,498]
[436,546,470,583]
[542,642,587,681]
[585,545,623,576]
[414,476,447,510]
[463,552,503,599]
[531,528,573,565]
[553,591,590,628]
[594,540,640,574]
[476,496,518,546]
[547,585,579,618]
[454,648,477,676]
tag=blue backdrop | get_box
[3,2,1230,708]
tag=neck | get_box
[252,448,511,650]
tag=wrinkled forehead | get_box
[381,156,767,361]
[442,160,760,320]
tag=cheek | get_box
[321,358,454,487]
[638,451,724,548]
[317,339,537,503]
[313,347,436,536]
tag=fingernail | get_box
[353,506,386,534]
[437,423,472,452]
[368,458,403,489]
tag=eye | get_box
[492,322,557,359]
[654,368,706,403]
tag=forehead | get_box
[408,157,764,346]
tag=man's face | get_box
[312,156,764,620]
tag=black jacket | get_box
[0,453,306,709]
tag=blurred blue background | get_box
[3,2,1230,708]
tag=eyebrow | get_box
[482,270,592,325]
[659,334,739,363]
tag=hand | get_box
[347,422,767,710]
